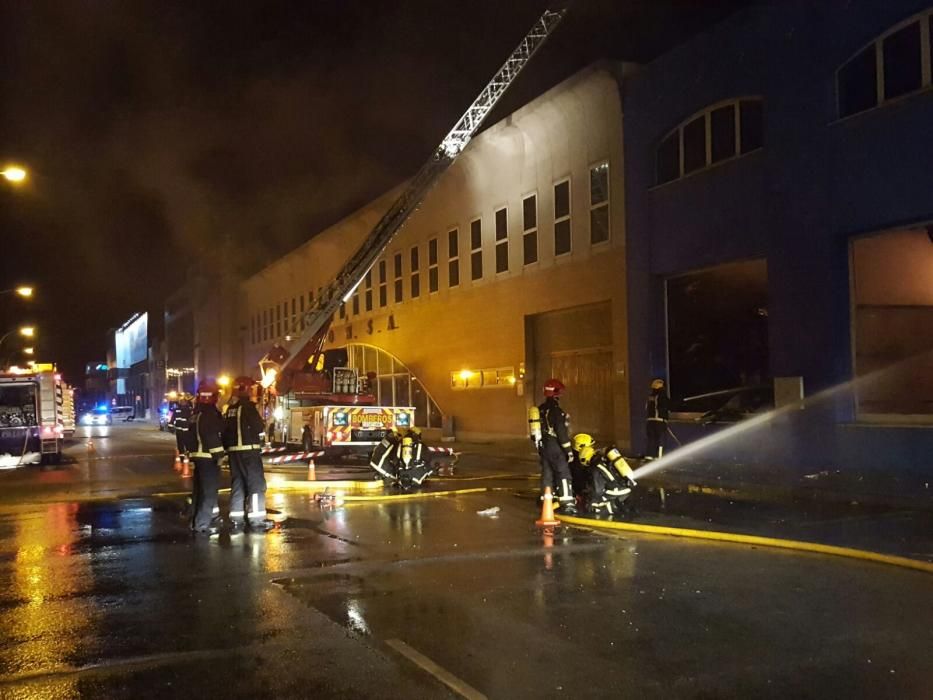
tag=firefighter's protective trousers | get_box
[646,420,665,459]
[540,438,574,503]
[192,456,221,530]
[228,450,267,525]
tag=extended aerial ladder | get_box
[259,5,568,399]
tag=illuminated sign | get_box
[114,312,148,368]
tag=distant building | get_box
[623,0,933,469]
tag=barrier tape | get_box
[261,446,287,454]
[265,450,326,464]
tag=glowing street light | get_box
[1,165,28,185]
[217,374,231,388]
[23,347,34,355]
[19,326,35,338]
[1,286,34,299]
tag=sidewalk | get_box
[447,438,933,512]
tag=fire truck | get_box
[257,6,567,454]
[0,365,75,466]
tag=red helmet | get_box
[543,378,565,397]
[196,380,219,404]
[233,375,256,396]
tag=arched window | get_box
[344,343,444,429]
[655,98,764,186]
[837,8,933,119]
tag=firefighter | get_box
[538,378,576,514]
[171,394,193,468]
[646,378,670,460]
[572,433,636,516]
[396,427,433,491]
[188,380,225,535]
[370,428,401,484]
[223,376,274,532]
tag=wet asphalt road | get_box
[0,424,931,699]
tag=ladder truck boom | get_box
[260,6,568,391]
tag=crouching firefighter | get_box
[187,381,225,534]
[396,428,433,491]
[370,428,401,484]
[536,378,576,515]
[573,433,637,516]
[223,377,274,532]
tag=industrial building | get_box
[241,63,634,442]
[624,0,933,469]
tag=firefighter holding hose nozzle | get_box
[572,433,636,516]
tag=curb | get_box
[555,513,933,575]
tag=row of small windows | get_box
[656,98,764,186]
[838,8,933,119]
[249,162,611,346]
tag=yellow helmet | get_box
[650,378,665,391]
[573,433,595,453]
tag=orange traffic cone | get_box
[181,457,192,478]
[536,487,560,527]
[307,457,317,481]
[173,453,182,471]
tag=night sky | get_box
[0,0,745,381]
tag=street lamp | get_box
[217,374,231,388]
[23,347,34,355]
[1,165,28,185]
[18,326,35,338]
[1,286,34,299]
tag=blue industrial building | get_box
[624,1,933,473]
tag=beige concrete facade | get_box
[240,63,633,445]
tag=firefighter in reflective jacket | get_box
[171,394,193,467]
[396,428,433,491]
[572,433,636,516]
[223,377,273,532]
[646,378,670,460]
[188,381,225,534]
[370,428,401,483]
[538,378,577,514]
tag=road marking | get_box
[556,514,933,575]
[386,638,487,700]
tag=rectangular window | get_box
[428,238,439,293]
[394,252,403,303]
[410,246,420,298]
[448,229,460,287]
[470,219,483,280]
[352,292,360,316]
[667,259,770,414]
[554,180,571,256]
[883,21,922,100]
[656,132,680,185]
[276,305,282,336]
[495,207,509,273]
[710,104,736,163]
[364,271,373,312]
[682,115,706,174]
[739,100,764,154]
[339,303,346,320]
[851,228,933,420]
[379,260,388,307]
[522,194,538,265]
[589,163,610,245]
[839,45,878,117]
[250,316,256,345]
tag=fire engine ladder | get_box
[260,5,568,381]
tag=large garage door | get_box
[530,302,613,440]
